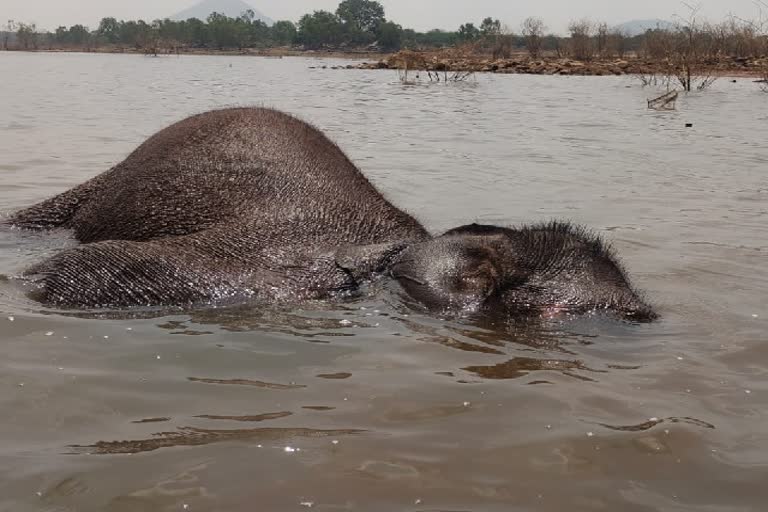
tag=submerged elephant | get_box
[7,107,655,320]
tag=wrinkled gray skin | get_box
[7,107,655,320]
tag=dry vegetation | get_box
[359,3,768,92]
[5,0,768,91]
[521,17,546,58]
[391,48,476,83]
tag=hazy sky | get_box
[2,0,766,33]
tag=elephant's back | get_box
[106,108,389,209]
[65,108,425,243]
[125,108,369,186]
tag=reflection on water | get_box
[187,377,307,389]
[463,356,606,382]
[194,411,293,422]
[316,372,353,379]
[401,317,507,355]
[131,417,172,424]
[0,52,766,511]
[189,304,367,339]
[597,416,716,432]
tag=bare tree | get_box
[491,24,515,59]
[568,19,594,60]
[670,2,715,91]
[607,28,628,58]
[636,3,719,91]
[641,27,672,60]
[521,17,546,58]
[551,34,569,57]
[595,22,609,56]
[725,5,768,58]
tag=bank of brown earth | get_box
[356,52,768,78]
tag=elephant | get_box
[6,107,656,320]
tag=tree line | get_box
[4,0,429,52]
[3,0,767,64]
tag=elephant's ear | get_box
[333,242,410,282]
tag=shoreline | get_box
[356,51,768,79]
[3,47,766,79]
[1,46,389,61]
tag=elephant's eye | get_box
[449,261,498,295]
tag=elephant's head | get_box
[388,222,656,321]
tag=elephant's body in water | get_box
[7,107,655,320]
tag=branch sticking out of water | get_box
[390,50,477,84]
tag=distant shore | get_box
[4,46,766,79]
[1,45,389,61]
[355,50,768,79]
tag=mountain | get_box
[171,0,273,25]
[615,19,675,36]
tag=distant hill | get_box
[171,0,273,25]
[615,19,675,36]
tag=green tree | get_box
[54,26,69,44]
[336,0,385,33]
[207,12,240,48]
[184,18,209,47]
[297,10,343,48]
[117,20,135,45]
[479,17,501,37]
[271,20,297,46]
[420,29,459,47]
[155,18,182,45]
[98,17,120,43]
[68,24,91,46]
[458,23,480,42]
[399,28,459,48]
[376,20,402,50]
[240,9,255,22]
[246,18,271,47]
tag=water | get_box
[0,51,767,511]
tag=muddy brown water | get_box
[0,52,767,512]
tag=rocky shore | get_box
[8,47,766,78]
[355,52,768,78]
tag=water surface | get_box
[1,52,767,511]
